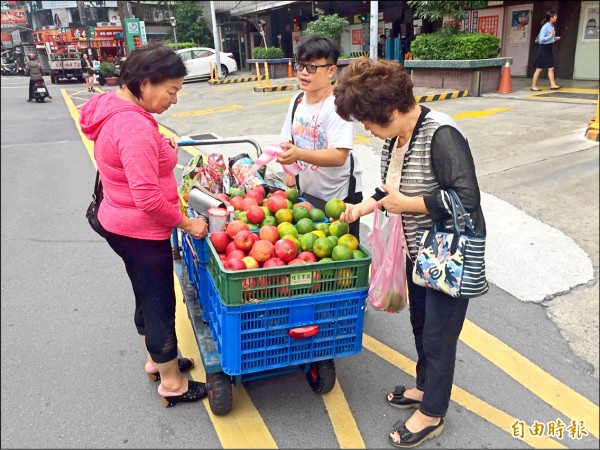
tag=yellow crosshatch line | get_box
[66,87,598,449]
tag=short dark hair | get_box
[119,41,187,99]
[296,34,340,64]
[380,34,386,39]
[334,57,416,127]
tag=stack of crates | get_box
[180,234,372,376]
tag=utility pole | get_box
[210,1,223,78]
[369,1,378,60]
[77,1,92,57]
[117,1,133,55]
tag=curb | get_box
[415,90,469,103]
[208,76,259,85]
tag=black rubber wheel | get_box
[207,371,233,416]
[306,359,336,394]
[220,65,229,78]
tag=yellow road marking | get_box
[453,106,514,120]
[323,381,366,448]
[172,104,244,118]
[460,320,599,439]
[63,88,95,166]
[174,277,278,449]
[260,97,293,105]
[362,335,566,449]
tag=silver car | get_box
[176,47,238,81]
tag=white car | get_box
[176,47,238,81]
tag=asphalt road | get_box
[1,73,598,449]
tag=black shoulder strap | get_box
[292,91,304,190]
[290,91,304,145]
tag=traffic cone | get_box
[497,60,514,94]
[287,59,294,78]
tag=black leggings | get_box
[103,231,178,364]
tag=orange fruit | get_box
[325,198,346,220]
[277,222,298,239]
[331,243,353,261]
[296,217,315,234]
[338,233,359,251]
[292,205,311,223]
[329,220,349,238]
[337,268,354,288]
[313,237,334,259]
[275,208,293,224]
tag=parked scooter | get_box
[1,57,18,76]
[32,79,51,103]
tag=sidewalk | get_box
[223,69,598,102]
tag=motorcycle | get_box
[32,79,50,103]
[1,57,18,76]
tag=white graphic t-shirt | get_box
[281,93,362,200]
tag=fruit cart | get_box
[172,138,371,416]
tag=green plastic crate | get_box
[206,236,371,306]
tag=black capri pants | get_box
[104,231,179,364]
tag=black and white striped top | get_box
[375,107,481,259]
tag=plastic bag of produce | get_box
[367,204,408,313]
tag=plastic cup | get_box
[208,207,228,232]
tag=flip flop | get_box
[550,86,561,90]
[530,88,541,91]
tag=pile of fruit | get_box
[208,185,365,272]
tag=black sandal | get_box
[386,385,421,409]
[160,380,207,408]
[389,418,444,448]
[146,357,195,382]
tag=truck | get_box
[45,43,84,84]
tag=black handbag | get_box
[86,171,107,237]
[412,189,488,299]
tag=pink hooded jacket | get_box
[80,91,182,240]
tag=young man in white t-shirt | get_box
[278,34,363,239]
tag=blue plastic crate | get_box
[181,232,211,319]
[205,273,368,376]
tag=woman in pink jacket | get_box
[80,42,208,408]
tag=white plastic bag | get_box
[367,203,409,313]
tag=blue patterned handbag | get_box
[412,189,488,299]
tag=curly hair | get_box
[119,41,187,99]
[334,57,416,127]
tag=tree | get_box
[305,13,349,41]
[407,1,487,23]
[172,1,211,46]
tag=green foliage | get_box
[174,2,212,47]
[253,47,284,59]
[99,61,116,78]
[410,32,500,60]
[164,41,198,50]
[407,1,487,22]
[305,13,349,41]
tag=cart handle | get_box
[184,234,198,267]
[177,137,263,156]
[288,325,319,339]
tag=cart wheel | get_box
[207,371,233,416]
[306,359,336,394]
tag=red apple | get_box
[263,257,286,268]
[251,185,266,198]
[226,220,249,239]
[288,258,308,265]
[245,189,264,203]
[312,270,322,292]
[229,196,244,211]
[225,241,237,255]
[246,205,265,225]
[272,190,288,199]
[216,193,230,203]
[274,239,298,263]
[224,259,246,271]
[267,195,288,214]
[250,240,274,262]
[242,256,259,269]
[234,230,255,251]
[259,225,279,244]
[218,253,228,263]
[240,197,259,212]
[297,251,318,263]
[209,231,231,253]
[227,249,247,261]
